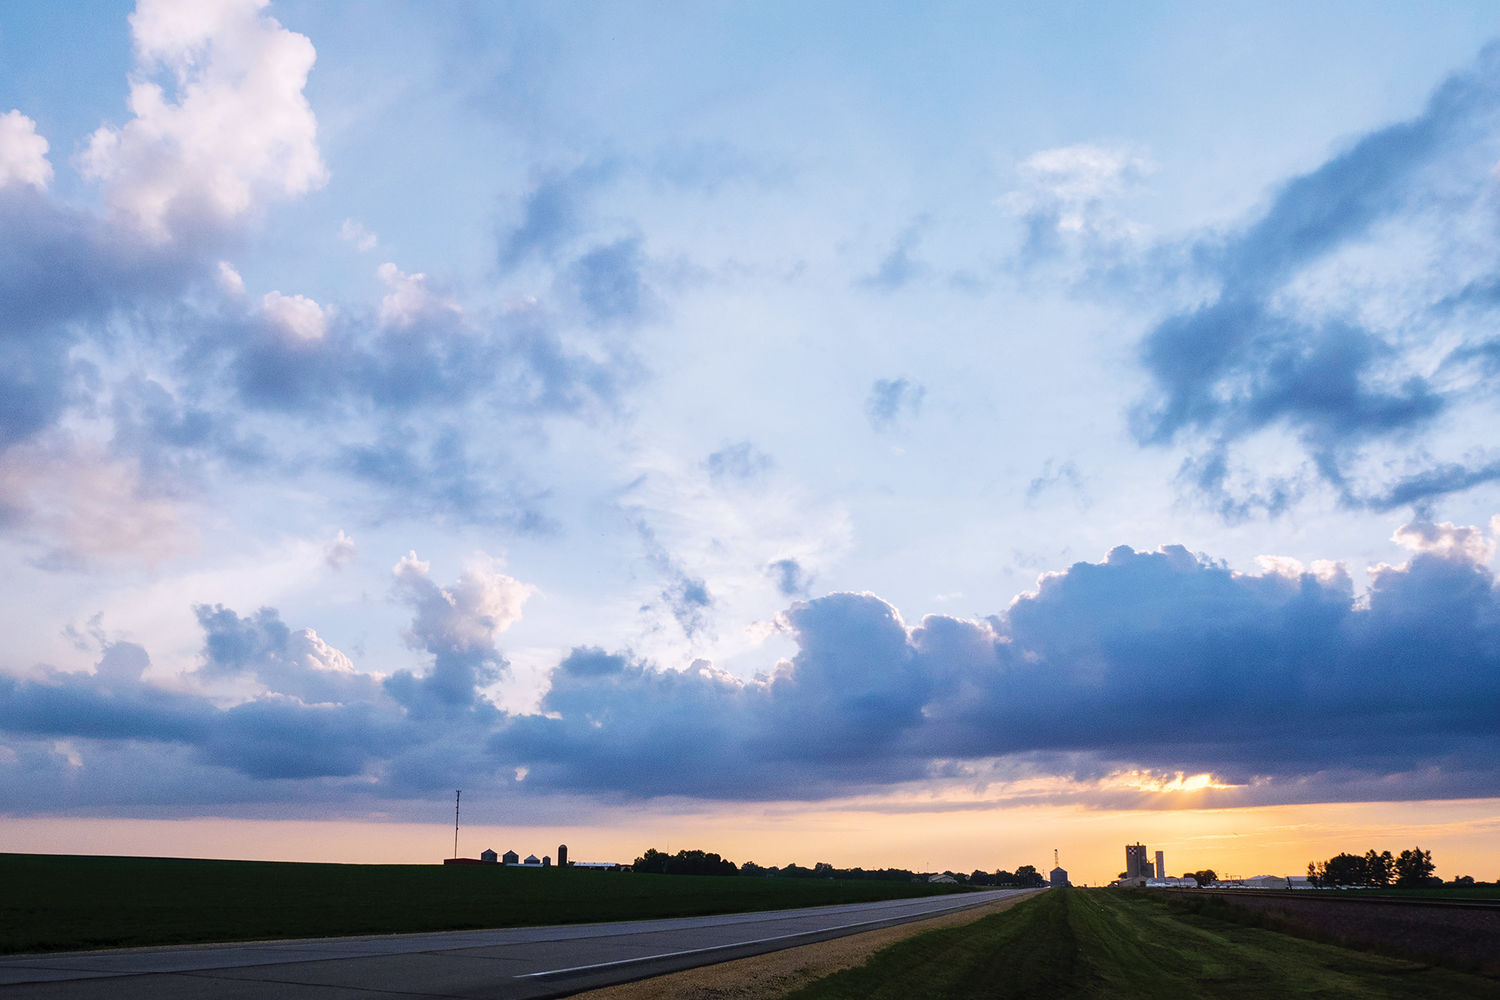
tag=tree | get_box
[1395,847,1435,887]
[1190,869,1217,887]
[1363,849,1394,887]
[1319,852,1368,887]
[1014,865,1045,888]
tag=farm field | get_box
[1362,886,1500,902]
[0,853,960,954]
[783,888,1500,1000]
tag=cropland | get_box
[784,888,1500,1000]
[0,853,961,954]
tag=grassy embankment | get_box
[784,887,1499,1000]
[0,853,962,954]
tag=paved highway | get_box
[0,889,1035,998]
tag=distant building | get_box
[1155,851,1164,879]
[502,850,520,865]
[480,848,498,865]
[1125,843,1151,880]
[558,844,569,867]
[523,854,541,866]
[928,873,958,884]
[1049,865,1070,887]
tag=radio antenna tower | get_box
[453,790,461,860]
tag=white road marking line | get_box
[515,895,1002,979]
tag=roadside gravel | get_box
[571,889,1044,1000]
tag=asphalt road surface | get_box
[0,889,1032,998]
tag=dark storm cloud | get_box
[1132,44,1500,511]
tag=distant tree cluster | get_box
[967,866,1046,888]
[630,848,1044,885]
[631,848,738,876]
[1306,847,1435,887]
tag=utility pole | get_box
[454,790,461,860]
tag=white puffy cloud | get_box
[1017,144,1149,205]
[216,260,246,296]
[324,529,356,569]
[80,0,327,240]
[1391,519,1496,564]
[340,218,378,251]
[377,262,459,328]
[1003,142,1151,256]
[260,290,328,340]
[385,552,532,711]
[0,110,53,190]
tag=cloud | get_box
[260,290,329,340]
[499,160,620,268]
[324,529,357,569]
[500,519,1500,803]
[858,218,928,291]
[1391,518,1495,563]
[384,552,531,713]
[1131,44,1500,512]
[216,260,245,295]
[339,218,378,252]
[568,237,652,326]
[0,111,53,191]
[632,519,715,641]
[2,518,1497,812]
[766,557,810,598]
[705,442,773,483]
[1004,143,1150,262]
[195,603,382,706]
[376,262,459,328]
[80,0,327,241]
[0,437,186,566]
[866,377,925,432]
[1025,460,1088,506]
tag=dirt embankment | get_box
[572,891,1043,1000]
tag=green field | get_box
[1363,886,1500,902]
[785,888,1499,999]
[0,853,961,954]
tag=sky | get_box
[2,0,1500,888]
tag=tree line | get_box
[1306,846,1435,887]
[630,848,1045,885]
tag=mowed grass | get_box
[0,853,961,954]
[784,888,1500,1000]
